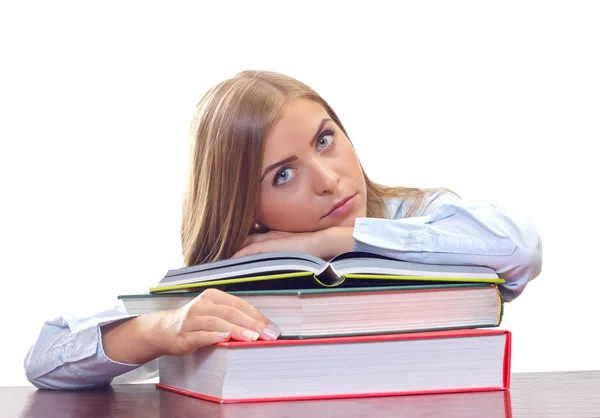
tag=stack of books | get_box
[119,251,511,403]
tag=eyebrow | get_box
[260,118,332,183]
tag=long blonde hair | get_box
[182,70,442,266]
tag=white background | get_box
[1,1,598,386]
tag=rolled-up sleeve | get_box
[353,192,542,301]
[24,303,158,390]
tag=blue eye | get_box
[316,130,335,151]
[273,167,295,185]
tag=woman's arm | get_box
[25,289,281,390]
[353,191,542,301]
[231,191,541,301]
[24,304,152,390]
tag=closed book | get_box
[120,283,503,338]
[157,328,511,403]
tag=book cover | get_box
[157,329,512,404]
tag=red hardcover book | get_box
[156,328,511,404]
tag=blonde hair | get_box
[182,70,445,266]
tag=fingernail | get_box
[261,323,282,341]
[217,332,230,341]
[242,330,260,341]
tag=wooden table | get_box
[3,371,599,417]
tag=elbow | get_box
[24,366,50,390]
[517,222,543,281]
[500,225,543,302]
[24,367,65,391]
[26,375,68,391]
[26,370,113,391]
[24,352,112,390]
[23,346,50,390]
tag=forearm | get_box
[353,201,542,301]
[100,312,166,365]
[24,308,158,390]
[319,227,355,260]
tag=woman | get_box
[24,70,542,390]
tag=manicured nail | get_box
[242,330,260,341]
[217,332,230,341]
[261,323,282,341]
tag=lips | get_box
[323,194,356,218]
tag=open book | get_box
[150,251,502,293]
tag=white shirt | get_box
[23,190,542,389]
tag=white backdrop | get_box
[1,1,598,386]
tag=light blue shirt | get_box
[24,190,542,390]
[354,191,542,302]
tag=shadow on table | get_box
[18,385,511,418]
[158,389,512,418]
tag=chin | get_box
[338,216,359,228]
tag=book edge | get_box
[217,328,509,348]
[155,382,508,404]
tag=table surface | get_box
[3,370,600,418]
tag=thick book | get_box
[120,283,503,338]
[150,251,503,293]
[157,328,512,403]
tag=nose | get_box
[311,159,339,195]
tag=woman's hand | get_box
[149,289,281,357]
[231,226,355,260]
[101,289,281,364]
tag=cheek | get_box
[256,188,317,231]
[340,145,364,180]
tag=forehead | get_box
[265,99,329,146]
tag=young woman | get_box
[24,70,542,390]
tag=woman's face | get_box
[255,98,367,232]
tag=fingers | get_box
[230,249,245,259]
[198,289,270,323]
[231,245,260,259]
[186,330,232,348]
[240,230,287,249]
[191,289,281,341]
[187,315,280,342]
[241,234,265,248]
[234,230,297,258]
[240,237,252,249]
[232,239,276,258]
[191,304,279,341]
[241,235,260,248]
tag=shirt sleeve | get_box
[353,191,542,301]
[23,302,158,390]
